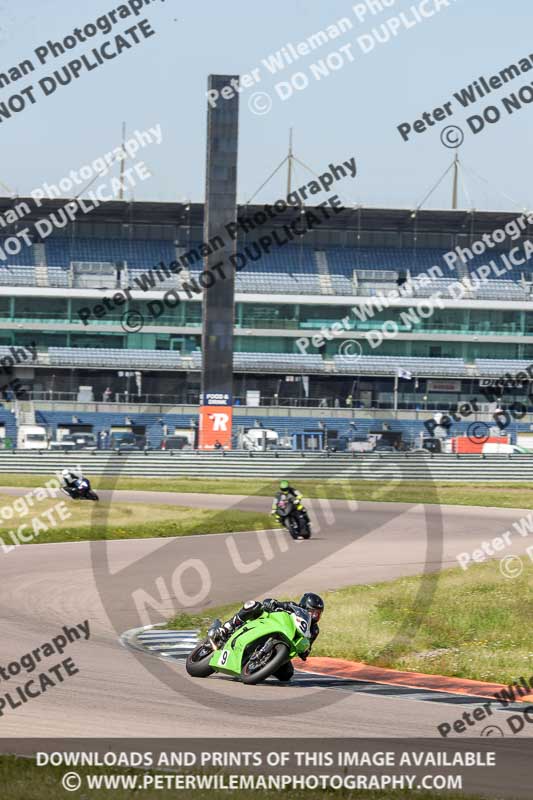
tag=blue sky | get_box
[0,0,531,211]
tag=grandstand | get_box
[0,197,532,447]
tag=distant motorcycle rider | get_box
[272,480,310,525]
[213,592,324,681]
[61,468,88,497]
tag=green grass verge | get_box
[0,756,482,800]
[0,475,532,510]
[0,495,274,545]
[167,559,533,685]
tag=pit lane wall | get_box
[0,451,532,480]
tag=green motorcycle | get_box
[185,606,312,684]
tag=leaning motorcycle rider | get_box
[60,468,88,497]
[272,480,310,525]
[61,468,81,489]
[213,592,324,681]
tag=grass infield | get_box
[1,475,533,510]
[0,756,483,800]
[167,559,533,685]
[0,495,275,545]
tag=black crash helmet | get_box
[299,592,324,621]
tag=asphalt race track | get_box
[1,490,532,747]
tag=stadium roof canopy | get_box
[0,196,528,236]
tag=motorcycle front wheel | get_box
[285,518,300,540]
[299,519,311,539]
[186,641,215,678]
[241,642,290,685]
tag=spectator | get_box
[334,398,340,408]
[214,439,223,451]
[103,386,112,402]
[493,404,508,431]
[99,430,108,450]
[346,394,353,408]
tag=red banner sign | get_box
[199,405,233,450]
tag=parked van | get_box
[18,425,48,450]
[242,428,279,450]
[482,443,532,455]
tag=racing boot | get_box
[209,617,238,647]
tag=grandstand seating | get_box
[237,244,317,274]
[25,347,533,378]
[0,407,17,442]
[463,253,528,283]
[48,348,191,370]
[47,267,69,287]
[234,351,324,371]
[30,409,371,448]
[2,238,532,298]
[471,280,528,300]
[46,238,176,269]
[333,355,468,377]
[29,408,532,449]
[476,359,533,377]
[325,247,444,276]
[191,350,325,372]
[25,410,442,448]
[329,275,353,294]
[0,265,36,286]
[45,348,326,373]
[0,345,527,380]
[234,271,323,294]
[0,242,34,266]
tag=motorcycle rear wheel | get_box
[241,642,290,685]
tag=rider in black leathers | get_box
[60,469,91,498]
[214,593,324,681]
[272,480,310,530]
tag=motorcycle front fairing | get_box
[209,610,311,677]
[276,498,294,518]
